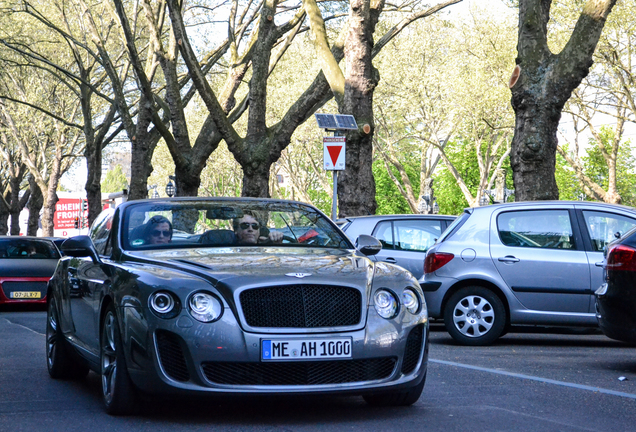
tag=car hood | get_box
[0,258,59,278]
[126,246,375,293]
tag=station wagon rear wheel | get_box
[46,297,88,379]
[101,304,137,415]
[444,287,506,346]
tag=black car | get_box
[0,236,61,306]
[47,198,430,414]
[595,226,636,344]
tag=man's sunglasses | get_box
[239,222,260,230]
[151,230,171,237]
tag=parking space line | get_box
[430,359,636,400]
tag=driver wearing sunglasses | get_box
[143,215,173,245]
[233,212,282,245]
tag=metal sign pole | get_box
[332,170,338,221]
[314,113,357,222]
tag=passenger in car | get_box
[143,215,173,245]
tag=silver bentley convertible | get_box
[46,198,428,414]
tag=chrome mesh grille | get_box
[156,330,190,382]
[201,357,396,385]
[401,324,424,375]
[240,285,362,328]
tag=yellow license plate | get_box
[11,291,42,299]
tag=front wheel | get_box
[363,373,426,407]
[101,304,138,415]
[443,286,506,346]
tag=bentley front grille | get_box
[239,285,362,328]
[401,324,424,375]
[155,330,190,382]
[201,357,396,385]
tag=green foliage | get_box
[373,159,416,215]
[434,138,514,215]
[434,140,479,215]
[554,148,583,200]
[582,129,636,206]
[101,165,129,193]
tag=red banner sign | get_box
[54,198,87,229]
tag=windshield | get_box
[121,200,353,251]
[0,239,60,259]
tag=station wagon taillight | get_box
[606,244,636,272]
[424,252,454,274]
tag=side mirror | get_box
[60,236,101,263]
[356,234,382,256]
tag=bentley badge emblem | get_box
[286,273,312,278]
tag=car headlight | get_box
[149,291,180,318]
[188,292,223,323]
[374,289,399,319]
[402,288,420,314]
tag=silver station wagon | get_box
[421,201,636,345]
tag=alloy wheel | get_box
[46,302,58,370]
[452,295,495,338]
[101,311,118,405]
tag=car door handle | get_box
[498,256,520,263]
[383,257,397,264]
[595,262,604,267]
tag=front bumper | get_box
[122,306,429,396]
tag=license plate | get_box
[262,337,352,361]
[10,291,41,299]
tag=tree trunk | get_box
[0,204,8,235]
[26,175,43,236]
[510,102,560,200]
[8,173,27,236]
[511,0,617,201]
[338,0,382,217]
[128,97,159,201]
[242,158,274,198]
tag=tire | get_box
[443,286,506,346]
[363,372,426,407]
[46,297,89,379]
[101,304,138,415]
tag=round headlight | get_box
[150,292,175,314]
[374,289,398,319]
[188,292,223,323]
[402,289,420,314]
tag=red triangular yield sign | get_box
[327,145,342,166]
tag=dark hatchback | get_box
[595,226,636,344]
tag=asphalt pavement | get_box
[1,310,635,432]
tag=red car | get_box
[0,237,61,306]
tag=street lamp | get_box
[432,200,439,214]
[165,175,177,197]
[165,178,175,197]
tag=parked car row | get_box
[342,201,636,346]
[3,198,636,416]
